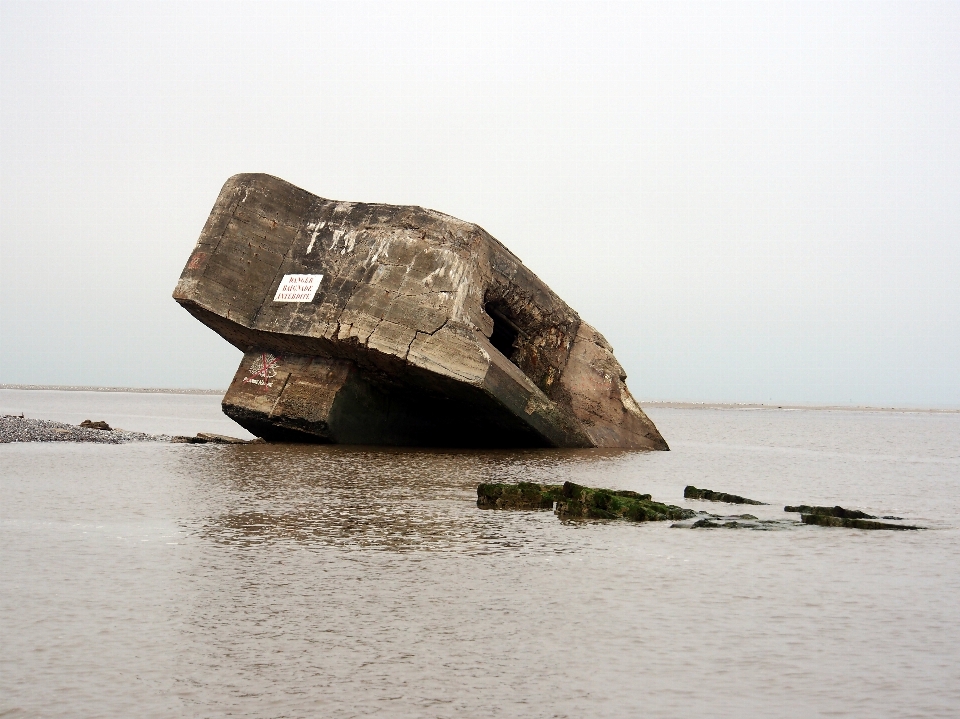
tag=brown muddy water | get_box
[1,390,959,718]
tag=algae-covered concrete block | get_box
[684,485,767,505]
[476,481,694,523]
[800,514,921,530]
[477,482,562,510]
[174,173,669,448]
[554,482,694,522]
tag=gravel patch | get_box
[0,415,169,444]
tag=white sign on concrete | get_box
[273,274,323,302]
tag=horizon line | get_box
[2,384,958,413]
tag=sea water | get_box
[1,390,958,718]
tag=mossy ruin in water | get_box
[477,483,925,530]
[784,505,875,519]
[684,485,766,505]
[477,481,695,523]
[556,482,695,522]
[800,514,921,530]
[691,518,751,529]
[476,482,563,510]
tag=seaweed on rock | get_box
[476,482,562,510]
[800,514,921,530]
[556,482,695,522]
[684,486,767,505]
[477,481,695,523]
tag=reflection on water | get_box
[197,445,639,552]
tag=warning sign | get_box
[273,274,323,302]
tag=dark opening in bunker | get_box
[485,302,520,362]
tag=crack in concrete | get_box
[404,319,449,361]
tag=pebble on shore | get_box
[0,415,168,444]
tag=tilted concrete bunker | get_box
[173,174,668,449]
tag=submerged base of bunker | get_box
[174,174,669,449]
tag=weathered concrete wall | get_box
[173,173,668,449]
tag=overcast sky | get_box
[1,0,957,406]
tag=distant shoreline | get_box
[2,385,957,412]
[1,384,224,396]
[641,401,959,414]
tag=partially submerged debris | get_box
[477,482,561,510]
[784,505,875,519]
[79,419,112,431]
[691,518,752,529]
[800,514,921,530]
[672,513,791,530]
[477,481,926,531]
[197,432,258,444]
[684,486,767,505]
[476,481,694,523]
[170,433,262,445]
[781,504,922,529]
[557,482,694,522]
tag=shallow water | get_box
[1,393,958,717]
[0,388,253,438]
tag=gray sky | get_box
[1,0,958,406]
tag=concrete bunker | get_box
[484,301,520,364]
[173,173,669,450]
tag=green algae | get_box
[476,482,562,510]
[477,483,925,531]
[477,481,695,523]
[683,486,767,505]
[555,482,695,522]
